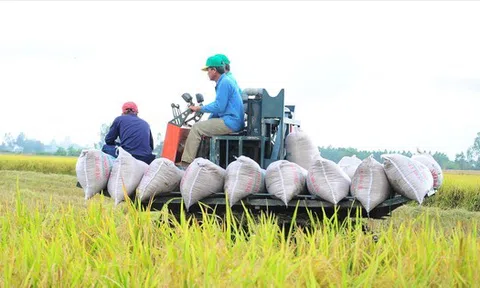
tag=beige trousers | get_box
[181,118,232,163]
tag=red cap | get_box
[122,102,138,113]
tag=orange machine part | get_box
[161,123,191,163]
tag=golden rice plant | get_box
[423,172,480,211]
[0,154,77,175]
[1,177,479,287]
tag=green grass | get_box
[1,170,480,286]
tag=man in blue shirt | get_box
[102,102,156,164]
[178,55,244,168]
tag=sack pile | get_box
[75,147,183,205]
[224,156,265,206]
[180,158,226,210]
[75,146,444,212]
[338,155,362,180]
[381,154,434,204]
[137,158,184,203]
[306,156,351,205]
[350,156,392,212]
[76,149,116,200]
[285,127,321,170]
[265,160,307,206]
[411,152,444,190]
[108,147,149,205]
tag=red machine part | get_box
[161,123,191,163]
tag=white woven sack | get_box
[137,158,184,202]
[306,156,351,205]
[180,158,226,210]
[76,149,115,200]
[225,156,265,206]
[411,153,443,189]
[108,147,149,205]
[265,160,307,206]
[381,154,434,204]
[285,127,320,171]
[350,155,392,212]
[338,155,362,180]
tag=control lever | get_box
[171,103,181,118]
[196,93,204,104]
[182,93,193,106]
[184,93,205,125]
[169,92,206,127]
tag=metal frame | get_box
[75,181,413,220]
[147,192,411,220]
[206,88,301,169]
[208,135,269,168]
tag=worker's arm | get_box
[200,81,230,115]
[104,118,120,145]
[208,112,218,119]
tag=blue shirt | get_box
[201,74,245,132]
[105,114,154,157]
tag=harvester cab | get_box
[162,88,300,169]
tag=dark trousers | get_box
[102,144,118,158]
[101,144,156,165]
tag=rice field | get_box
[1,154,480,287]
[0,154,77,175]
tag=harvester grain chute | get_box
[155,88,415,222]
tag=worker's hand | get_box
[190,106,202,112]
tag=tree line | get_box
[319,132,480,170]
[2,127,480,171]
[0,125,164,158]
[0,132,84,156]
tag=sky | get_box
[1,1,479,160]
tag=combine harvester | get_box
[152,88,428,223]
[77,88,440,226]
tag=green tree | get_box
[432,152,451,169]
[455,152,468,170]
[67,145,83,157]
[471,132,480,155]
[466,132,480,169]
[3,133,15,148]
[22,139,45,154]
[55,147,67,156]
[16,132,26,147]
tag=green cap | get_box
[201,55,225,71]
[215,54,230,65]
